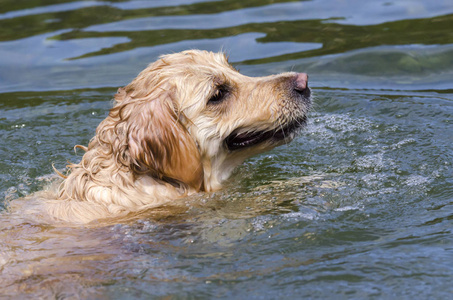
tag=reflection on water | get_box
[1,0,453,298]
[1,0,453,92]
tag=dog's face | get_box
[111,50,311,192]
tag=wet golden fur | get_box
[18,50,310,224]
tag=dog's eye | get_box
[208,86,229,104]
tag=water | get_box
[1,0,452,298]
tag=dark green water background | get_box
[1,0,453,298]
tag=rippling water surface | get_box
[1,0,453,298]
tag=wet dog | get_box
[14,50,311,224]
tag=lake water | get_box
[1,0,453,298]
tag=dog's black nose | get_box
[294,73,308,92]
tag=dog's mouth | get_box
[224,116,307,151]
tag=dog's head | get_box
[109,50,311,192]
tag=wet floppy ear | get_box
[127,96,204,191]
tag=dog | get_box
[19,50,311,224]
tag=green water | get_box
[1,0,453,298]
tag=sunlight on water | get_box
[1,0,453,298]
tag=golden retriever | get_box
[12,50,311,224]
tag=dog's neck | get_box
[56,146,191,217]
[200,150,253,192]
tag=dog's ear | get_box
[125,95,204,191]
